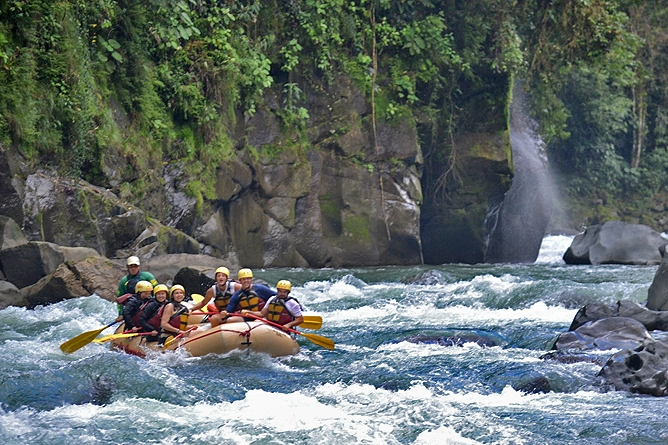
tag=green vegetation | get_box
[1,1,667,226]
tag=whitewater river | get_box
[1,235,666,444]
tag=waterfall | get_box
[484,81,555,263]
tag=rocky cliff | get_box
[0,72,513,274]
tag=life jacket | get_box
[131,300,152,328]
[116,293,133,305]
[266,296,302,325]
[158,302,189,340]
[212,281,236,311]
[125,277,141,295]
[142,300,167,331]
[235,288,265,312]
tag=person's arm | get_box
[117,276,128,297]
[283,300,304,330]
[123,298,138,329]
[242,296,273,318]
[190,287,213,312]
[225,291,241,313]
[143,272,158,288]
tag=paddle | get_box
[233,312,334,350]
[59,321,118,354]
[164,326,198,347]
[188,311,323,330]
[293,315,322,330]
[93,331,154,343]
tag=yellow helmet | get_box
[170,284,185,298]
[126,256,140,266]
[215,267,230,278]
[153,284,169,296]
[135,280,153,293]
[238,268,253,279]
[276,280,292,292]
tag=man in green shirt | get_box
[116,256,158,321]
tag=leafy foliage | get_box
[1,0,668,224]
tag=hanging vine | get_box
[370,1,391,241]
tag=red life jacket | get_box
[116,293,132,305]
[131,300,151,328]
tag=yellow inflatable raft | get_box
[111,320,300,358]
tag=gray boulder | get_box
[0,281,29,309]
[141,254,235,285]
[0,242,99,289]
[173,266,215,298]
[23,256,124,307]
[0,216,28,250]
[563,221,666,265]
[554,317,652,351]
[647,244,668,311]
[570,300,668,331]
[24,263,89,308]
[599,339,668,396]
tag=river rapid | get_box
[1,235,666,445]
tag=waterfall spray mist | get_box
[484,81,558,263]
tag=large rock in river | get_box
[0,241,100,289]
[553,317,652,351]
[599,339,668,396]
[563,221,666,265]
[569,300,668,332]
[22,256,124,307]
[647,244,668,311]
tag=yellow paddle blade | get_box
[300,315,323,330]
[59,322,117,354]
[190,293,208,312]
[302,332,335,350]
[163,335,175,347]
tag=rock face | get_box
[599,339,668,396]
[420,74,514,264]
[563,221,667,265]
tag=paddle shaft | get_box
[164,325,198,347]
[230,312,334,350]
[189,312,322,330]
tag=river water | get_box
[1,235,666,445]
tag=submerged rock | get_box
[89,375,116,406]
[407,333,498,348]
[513,376,552,394]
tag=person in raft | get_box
[224,268,276,323]
[159,284,192,343]
[137,284,169,342]
[123,280,154,332]
[115,256,158,322]
[189,266,241,327]
[241,280,304,331]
